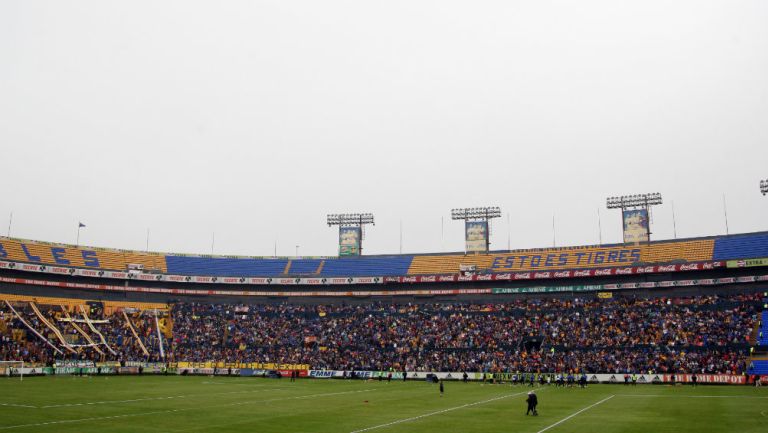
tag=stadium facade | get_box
[1,231,767,381]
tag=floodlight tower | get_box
[606,193,662,243]
[326,213,375,256]
[451,206,502,253]
[761,179,768,196]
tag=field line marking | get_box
[536,395,614,433]
[349,390,531,433]
[0,388,377,431]
[0,404,37,409]
[616,394,768,399]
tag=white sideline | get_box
[0,389,377,431]
[349,390,531,433]
[535,395,614,433]
[616,394,768,399]
[0,404,37,409]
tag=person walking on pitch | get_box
[526,391,538,416]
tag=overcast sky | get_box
[1,1,767,257]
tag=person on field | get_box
[526,391,538,416]
[462,372,468,383]
[439,379,444,397]
[691,373,697,387]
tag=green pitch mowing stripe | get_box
[536,395,614,433]
[0,378,767,432]
[349,389,533,432]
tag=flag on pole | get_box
[78,222,86,228]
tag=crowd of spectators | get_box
[0,304,165,365]
[1,293,762,375]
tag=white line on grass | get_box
[0,404,37,409]
[0,388,377,431]
[616,394,768,399]
[348,390,532,433]
[535,395,615,433]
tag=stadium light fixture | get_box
[606,192,662,209]
[327,212,375,256]
[605,193,663,244]
[450,207,502,221]
[326,213,375,227]
[761,179,768,196]
[451,206,502,253]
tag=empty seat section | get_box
[165,256,288,277]
[287,259,323,275]
[409,254,495,274]
[641,240,714,263]
[409,240,715,275]
[750,360,768,375]
[320,255,413,277]
[0,238,167,271]
[713,234,768,261]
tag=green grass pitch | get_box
[1,376,766,432]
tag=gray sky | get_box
[1,0,767,257]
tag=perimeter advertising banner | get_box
[339,227,361,256]
[465,221,488,252]
[622,209,649,244]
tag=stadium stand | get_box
[1,292,760,375]
[0,237,167,272]
[1,232,766,278]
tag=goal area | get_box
[0,361,25,380]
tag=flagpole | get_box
[6,211,12,237]
[597,207,603,245]
[722,194,730,235]
[146,228,150,252]
[671,201,678,239]
[507,212,511,251]
[552,214,556,247]
[76,224,82,246]
[440,216,444,251]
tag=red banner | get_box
[278,369,309,377]
[384,261,724,284]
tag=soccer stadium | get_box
[3,1,768,432]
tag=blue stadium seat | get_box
[713,233,768,261]
[749,360,768,375]
[165,255,414,277]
